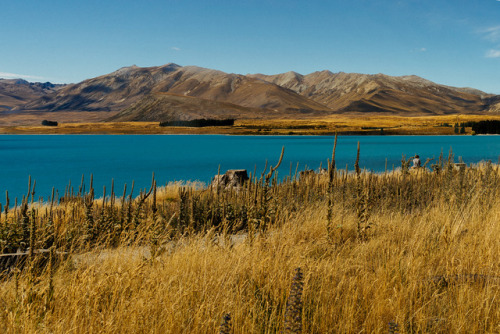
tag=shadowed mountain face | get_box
[4,64,500,122]
[107,93,273,122]
[0,79,64,112]
[484,96,500,113]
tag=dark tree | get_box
[460,124,466,134]
[41,120,58,126]
[471,120,500,134]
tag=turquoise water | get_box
[1,135,499,202]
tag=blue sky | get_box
[1,0,500,93]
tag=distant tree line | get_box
[470,120,500,134]
[159,119,235,127]
[453,123,466,134]
[41,120,58,126]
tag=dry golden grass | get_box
[1,160,499,333]
[1,199,499,333]
[2,114,500,135]
[239,114,500,135]
[0,111,119,127]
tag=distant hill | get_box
[18,64,329,119]
[0,79,64,112]
[249,71,494,115]
[3,64,500,122]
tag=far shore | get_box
[1,114,500,135]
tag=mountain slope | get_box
[484,96,500,113]
[20,64,330,117]
[19,64,182,112]
[8,64,500,122]
[249,71,493,115]
[0,79,64,112]
[108,93,270,122]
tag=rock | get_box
[212,169,249,189]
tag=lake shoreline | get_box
[2,115,500,135]
[0,117,492,136]
[0,114,500,136]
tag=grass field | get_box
[2,114,500,135]
[0,145,498,333]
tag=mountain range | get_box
[2,63,500,123]
[0,79,64,112]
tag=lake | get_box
[1,134,499,202]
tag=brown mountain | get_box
[0,79,64,112]
[108,93,275,122]
[8,64,500,122]
[18,64,183,113]
[483,95,500,113]
[111,67,500,120]
[20,64,329,118]
[249,71,495,115]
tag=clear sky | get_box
[1,0,500,93]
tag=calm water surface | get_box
[1,135,499,202]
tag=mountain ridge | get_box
[248,71,494,115]
[3,63,500,122]
[0,79,65,112]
